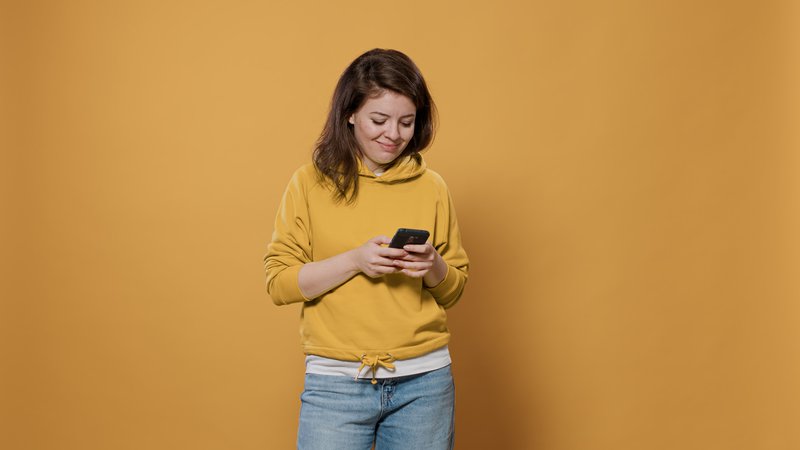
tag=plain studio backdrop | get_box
[2,1,799,449]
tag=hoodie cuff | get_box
[426,265,460,304]
[270,265,312,305]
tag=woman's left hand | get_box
[392,243,448,287]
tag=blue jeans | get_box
[297,365,455,449]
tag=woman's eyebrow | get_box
[369,111,416,119]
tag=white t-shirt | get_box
[305,345,451,379]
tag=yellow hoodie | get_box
[264,154,469,362]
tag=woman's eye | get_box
[401,122,413,127]
[371,120,386,125]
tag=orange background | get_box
[3,1,799,449]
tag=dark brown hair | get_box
[313,48,437,203]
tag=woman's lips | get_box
[377,141,399,151]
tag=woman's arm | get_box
[393,182,469,309]
[298,235,409,299]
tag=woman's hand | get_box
[392,243,448,287]
[350,236,409,278]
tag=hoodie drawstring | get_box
[355,353,396,384]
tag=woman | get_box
[264,48,469,450]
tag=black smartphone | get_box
[388,228,430,248]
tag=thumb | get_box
[369,235,392,245]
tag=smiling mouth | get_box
[377,141,399,150]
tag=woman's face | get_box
[349,90,416,174]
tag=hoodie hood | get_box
[357,153,427,183]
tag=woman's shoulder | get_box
[289,162,317,178]
[417,165,451,191]
[286,162,323,183]
[281,162,324,194]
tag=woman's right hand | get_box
[350,236,409,278]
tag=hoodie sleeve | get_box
[263,168,313,306]
[426,183,469,309]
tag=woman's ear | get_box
[348,114,355,125]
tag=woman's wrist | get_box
[343,248,360,275]
[422,253,448,288]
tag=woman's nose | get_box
[384,122,400,140]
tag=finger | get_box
[369,235,392,245]
[402,244,431,254]
[401,269,427,278]
[366,268,398,278]
[372,265,402,274]
[393,260,432,271]
[377,247,409,259]
[396,253,428,262]
[372,256,402,267]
